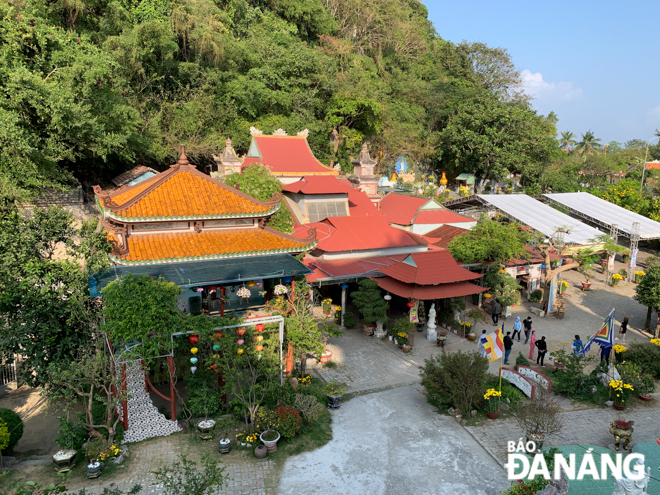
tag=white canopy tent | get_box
[473,194,602,245]
[542,192,660,240]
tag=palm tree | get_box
[575,130,603,158]
[559,131,576,151]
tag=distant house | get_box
[379,193,476,235]
[111,166,158,188]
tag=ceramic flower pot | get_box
[639,394,652,402]
[254,445,267,459]
[320,351,333,364]
[52,450,77,473]
[218,437,231,454]
[487,412,499,419]
[614,403,626,411]
[260,430,280,452]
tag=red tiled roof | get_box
[94,149,279,221]
[380,251,482,285]
[115,227,314,264]
[646,162,660,170]
[241,157,261,169]
[248,136,339,176]
[413,210,473,225]
[294,217,419,252]
[375,277,487,300]
[503,246,562,267]
[379,193,427,224]
[303,254,405,282]
[425,225,469,248]
[284,176,350,194]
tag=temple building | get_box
[91,147,316,314]
[240,127,339,184]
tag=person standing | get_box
[512,317,522,342]
[615,317,629,342]
[479,329,488,358]
[572,335,584,356]
[598,345,612,366]
[535,336,547,367]
[503,331,513,365]
[491,300,502,326]
[523,317,533,344]
[528,330,537,360]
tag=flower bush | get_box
[273,284,288,296]
[86,439,120,462]
[484,388,501,414]
[274,405,302,439]
[613,344,627,354]
[651,339,660,346]
[396,332,408,345]
[623,341,660,378]
[609,380,634,406]
[612,274,623,280]
[236,286,251,298]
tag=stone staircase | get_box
[118,361,180,443]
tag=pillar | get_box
[121,364,128,431]
[341,284,347,327]
[167,355,176,422]
[220,284,225,316]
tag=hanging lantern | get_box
[256,345,263,352]
[406,302,415,308]
[257,354,262,361]
[237,348,244,355]
[255,335,264,343]
[246,280,256,287]
[236,328,247,336]
[214,331,223,339]
[255,324,265,333]
[190,357,198,364]
[190,366,197,374]
[341,284,349,289]
[190,347,199,354]
[384,294,392,301]
[213,344,220,351]
[210,364,218,371]
[189,335,199,344]
[283,276,292,283]
[237,339,245,345]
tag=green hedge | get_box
[0,409,23,452]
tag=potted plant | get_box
[319,323,345,364]
[578,266,595,290]
[558,281,568,295]
[611,273,623,286]
[514,391,564,453]
[484,388,501,419]
[188,384,220,440]
[622,250,630,263]
[387,323,396,341]
[325,381,347,409]
[273,284,288,297]
[350,279,388,337]
[52,417,87,473]
[609,379,635,410]
[259,429,280,453]
[322,298,333,315]
[635,270,645,283]
[218,433,232,454]
[342,311,355,329]
[637,374,655,401]
[393,318,414,346]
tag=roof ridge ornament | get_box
[176,145,189,167]
[297,129,309,138]
[250,126,263,136]
[272,128,287,136]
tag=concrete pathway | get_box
[278,385,509,495]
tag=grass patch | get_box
[322,361,337,369]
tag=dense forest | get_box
[1,0,659,201]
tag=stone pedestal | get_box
[427,326,437,341]
[374,321,387,339]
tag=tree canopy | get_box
[447,218,530,265]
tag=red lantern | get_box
[236,328,247,336]
[256,345,263,352]
[407,302,415,308]
[237,339,245,345]
[255,324,265,333]
[210,364,218,371]
[214,331,223,339]
[189,334,199,344]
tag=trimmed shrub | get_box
[274,405,302,438]
[0,409,23,452]
[515,352,530,368]
[625,342,660,379]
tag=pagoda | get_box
[351,144,380,204]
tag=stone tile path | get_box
[465,394,660,467]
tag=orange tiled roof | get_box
[94,148,280,221]
[114,227,314,264]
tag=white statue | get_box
[612,459,650,495]
[427,304,437,341]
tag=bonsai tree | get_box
[324,381,347,397]
[514,390,564,448]
[319,323,345,357]
[350,279,388,329]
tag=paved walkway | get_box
[465,393,660,467]
[278,384,509,495]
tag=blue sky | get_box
[426,0,660,145]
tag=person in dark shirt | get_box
[615,316,629,342]
[523,317,533,344]
[491,301,502,326]
[503,332,513,365]
[599,345,612,366]
[535,336,548,367]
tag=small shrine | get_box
[351,143,380,203]
[211,138,242,176]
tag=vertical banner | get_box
[409,299,419,323]
[607,255,615,272]
[631,249,638,268]
[547,277,558,312]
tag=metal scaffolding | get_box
[627,222,640,282]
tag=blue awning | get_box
[91,254,312,293]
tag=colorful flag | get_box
[580,308,615,356]
[483,326,504,363]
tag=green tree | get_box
[285,282,323,377]
[559,131,576,150]
[575,130,603,158]
[221,164,293,233]
[447,217,529,265]
[0,205,110,386]
[635,266,660,338]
